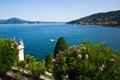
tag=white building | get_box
[17,39,24,61]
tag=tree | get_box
[54,37,68,58]
[53,41,120,80]
[0,39,18,72]
[45,54,53,72]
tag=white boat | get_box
[50,39,54,42]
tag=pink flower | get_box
[11,45,14,49]
[65,74,68,78]
[77,54,82,58]
[99,66,104,71]
[99,64,105,71]
[85,54,89,59]
[102,64,105,68]
[55,57,60,63]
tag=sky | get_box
[0,0,120,22]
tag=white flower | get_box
[110,58,114,62]
[77,54,82,58]
[85,54,89,59]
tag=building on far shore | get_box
[17,39,24,61]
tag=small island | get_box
[67,10,120,27]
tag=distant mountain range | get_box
[0,18,55,24]
[67,10,120,27]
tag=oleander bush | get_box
[53,40,120,80]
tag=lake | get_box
[0,23,120,60]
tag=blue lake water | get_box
[0,23,120,60]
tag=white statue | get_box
[18,39,24,60]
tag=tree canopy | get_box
[0,39,18,72]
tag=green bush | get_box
[24,55,46,77]
[17,60,26,69]
[25,54,36,64]
[54,37,68,58]
[27,60,46,76]
[53,41,120,80]
[0,39,18,72]
[45,54,53,72]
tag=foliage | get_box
[17,60,26,69]
[0,39,18,72]
[24,54,36,64]
[27,60,46,76]
[54,37,68,58]
[45,54,53,72]
[53,41,120,80]
[24,55,46,77]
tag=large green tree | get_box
[54,37,68,58]
[0,39,18,72]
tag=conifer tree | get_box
[54,37,68,58]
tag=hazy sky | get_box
[0,0,120,22]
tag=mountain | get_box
[0,17,33,24]
[0,18,61,24]
[0,17,43,24]
[6,18,30,23]
[67,10,120,27]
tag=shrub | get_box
[0,39,18,72]
[27,60,46,76]
[53,41,120,80]
[25,55,46,77]
[24,54,36,64]
[45,54,53,72]
[17,60,26,69]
